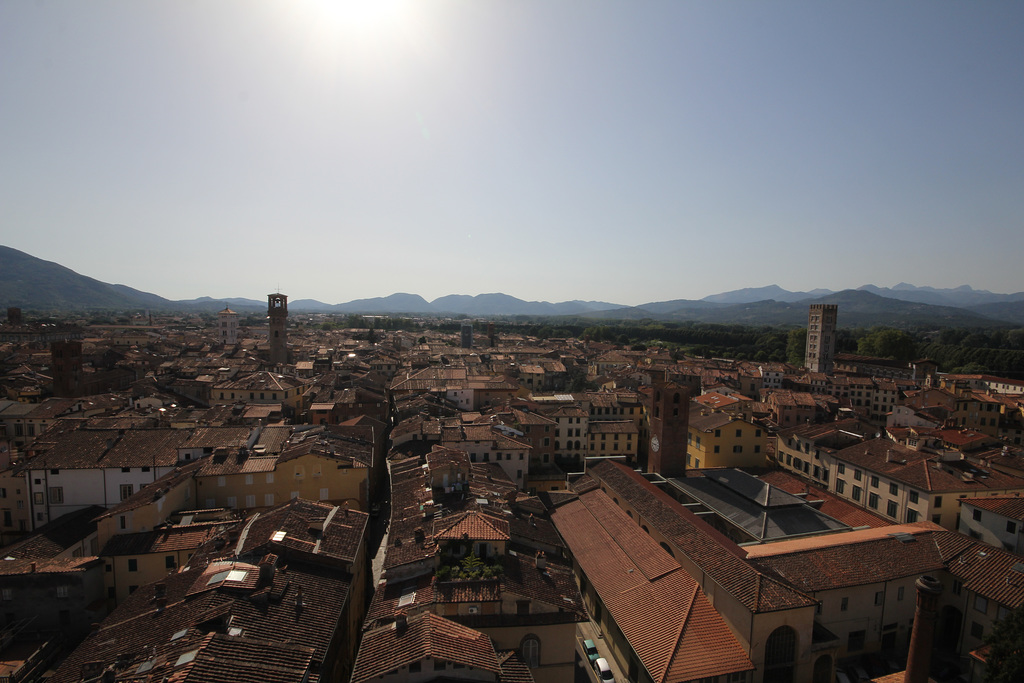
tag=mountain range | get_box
[3,244,1024,327]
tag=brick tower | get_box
[268,293,288,365]
[647,380,690,478]
[52,340,83,397]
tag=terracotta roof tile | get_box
[351,612,500,683]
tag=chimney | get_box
[294,586,304,609]
[154,582,166,598]
[905,575,943,683]
[535,551,547,570]
[258,555,276,587]
[155,597,167,612]
[395,611,408,633]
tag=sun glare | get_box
[282,0,428,77]
[306,0,412,38]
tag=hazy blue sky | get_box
[2,1,1022,306]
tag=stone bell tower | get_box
[268,293,288,365]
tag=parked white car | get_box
[593,657,614,682]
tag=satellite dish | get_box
[875,432,881,439]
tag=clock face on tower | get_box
[650,435,660,452]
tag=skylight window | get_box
[272,530,287,542]
[171,628,188,641]
[175,649,199,667]
[207,570,231,585]
[226,569,248,583]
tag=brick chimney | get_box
[905,575,943,683]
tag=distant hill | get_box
[334,293,434,314]
[0,244,171,310]
[430,293,624,316]
[659,290,1008,328]
[701,285,830,304]
[0,244,1020,328]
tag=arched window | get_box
[554,441,560,450]
[659,541,675,557]
[764,625,797,683]
[641,525,649,534]
[521,634,541,668]
[673,392,680,403]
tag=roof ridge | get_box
[662,581,701,680]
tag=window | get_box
[868,493,879,509]
[975,595,988,614]
[119,515,127,530]
[218,476,226,487]
[733,445,743,453]
[906,509,918,523]
[875,591,884,606]
[852,486,862,502]
[264,494,274,506]
[935,496,943,508]
[854,469,862,481]
[836,480,846,494]
[909,490,919,504]
[245,495,255,508]
[898,586,905,601]
[841,597,849,611]
[120,484,133,501]
[890,483,899,496]
[49,486,63,504]
[887,501,898,518]
[847,629,866,652]
[1,588,11,601]
[953,580,962,596]
[521,635,541,668]
[837,463,845,474]
[971,621,984,639]
[1008,521,1017,534]
[973,509,983,521]
[871,476,879,488]
[245,474,253,485]
[56,585,69,598]
[409,662,421,674]
[128,559,138,572]
[166,555,176,569]
[266,473,274,484]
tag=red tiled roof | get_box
[585,461,816,613]
[961,495,1024,520]
[551,490,752,682]
[351,612,500,683]
[434,511,510,542]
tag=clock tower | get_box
[647,381,689,478]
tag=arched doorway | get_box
[937,605,962,651]
[812,654,833,683]
[763,625,797,683]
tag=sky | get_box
[2,1,1022,307]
